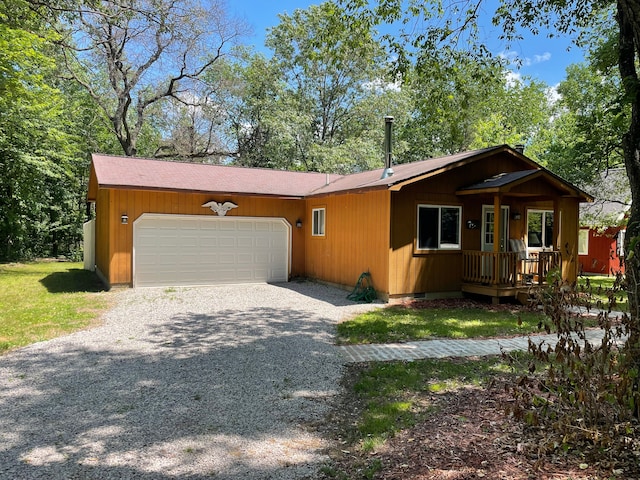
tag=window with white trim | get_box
[617,229,626,257]
[417,205,461,250]
[312,208,325,236]
[578,229,589,255]
[527,210,554,249]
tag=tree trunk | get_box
[617,0,640,415]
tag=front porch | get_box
[461,250,561,303]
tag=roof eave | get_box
[96,184,306,200]
[304,184,390,198]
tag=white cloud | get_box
[499,50,552,68]
[534,52,552,63]
[499,50,519,65]
[504,70,522,88]
[546,84,561,107]
[362,78,402,92]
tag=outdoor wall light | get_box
[121,214,129,225]
[296,219,303,228]
[512,212,522,220]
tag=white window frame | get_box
[416,204,462,251]
[526,209,554,250]
[578,229,589,255]
[617,229,626,257]
[312,208,325,237]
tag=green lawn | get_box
[336,304,547,345]
[577,275,628,312]
[0,262,109,354]
[340,356,518,454]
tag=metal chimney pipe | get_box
[381,116,394,179]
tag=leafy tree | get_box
[397,54,551,161]
[539,21,627,186]
[201,50,298,168]
[468,75,552,155]
[51,0,247,157]
[265,1,403,172]
[494,0,640,337]
[342,0,640,454]
[0,6,75,260]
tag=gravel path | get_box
[0,282,380,479]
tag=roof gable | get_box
[307,146,511,195]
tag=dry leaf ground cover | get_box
[319,361,637,480]
[320,298,637,480]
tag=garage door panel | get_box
[218,237,236,248]
[237,237,253,248]
[237,253,253,264]
[134,215,290,287]
[237,221,254,231]
[219,222,237,231]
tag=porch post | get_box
[553,198,560,250]
[493,194,502,287]
[493,195,502,253]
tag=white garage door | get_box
[133,214,290,287]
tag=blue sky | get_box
[228,0,585,86]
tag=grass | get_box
[577,275,628,312]
[336,304,546,345]
[0,261,109,354]
[347,357,514,452]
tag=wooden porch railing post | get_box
[463,250,560,287]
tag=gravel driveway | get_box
[0,282,379,479]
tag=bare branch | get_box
[53,0,248,156]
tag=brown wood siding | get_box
[386,158,568,296]
[451,151,533,184]
[94,188,111,284]
[304,190,390,295]
[99,188,306,286]
[389,177,465,296]
[87,166,98,201]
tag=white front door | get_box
[482,205,510,253]
[481,205,509,279]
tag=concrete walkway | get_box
[336,314,625,363]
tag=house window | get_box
[312,208,325,236]
[617,229,626,257]
[578,229,589,255]
[417,205,461,250]
[527,210,554,249]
